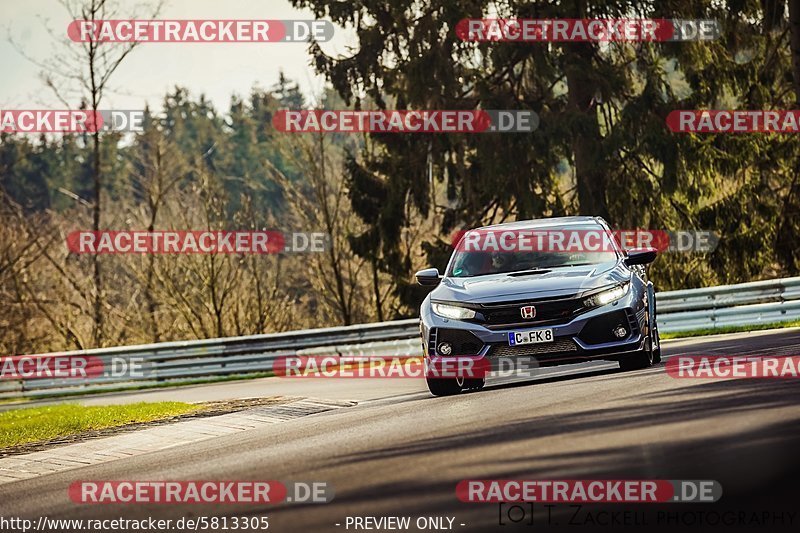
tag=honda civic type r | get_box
[416,216,660,396]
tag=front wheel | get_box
[652,327,662,364]
[619,350,653,371]
[426,376,464,396]
[619,334,655,371]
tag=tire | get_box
[652,327,662,364]
[619,350,652,371]
[619,333,655,371]
[649,286,662,364]
[462,378,486,392]
[426,376,464,396]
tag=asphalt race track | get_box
[1,328,799,532]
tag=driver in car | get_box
[490,251,517,273]
[453,252,488,276]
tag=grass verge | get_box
[0,371,274,406]
[661,320,800,340]
[0,401,201,449]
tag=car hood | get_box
[429,261,630,304]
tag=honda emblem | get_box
[520,305,536,319]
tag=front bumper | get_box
[420,289,647,367]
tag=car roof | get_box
[474,216,607,232]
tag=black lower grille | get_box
[487,338,578,357]
[578,310,634,345]
[433,328,484,356]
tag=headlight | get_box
[584,282,630,308]
[432,302,476,320]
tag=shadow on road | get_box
[320,374,800,531]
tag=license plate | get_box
[508,329,554,346]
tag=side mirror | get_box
[624,247,657,266]
[415,267,442,286]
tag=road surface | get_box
[1,329,799,532]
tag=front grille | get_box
[432,328,484,356]
[487,338,578,358]
[473,296,587,328]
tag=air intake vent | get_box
[433,328,484,356]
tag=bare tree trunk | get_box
[91,121,103,345]
[316,133,351,325]
[144,141,163,343]
[145,211,159,342]
[562,0,609,220]
[87,4,105,346]
[371,258,384,322]
[36,0,161,347]
[565,42,609,220]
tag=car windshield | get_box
[447,225,620,278]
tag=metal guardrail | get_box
[656,276,800,332]
[2,277,799,399]
[1,320,419,399]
